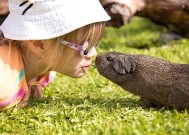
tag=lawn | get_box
[1,17,189,135]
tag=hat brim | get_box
[0,0,110,40]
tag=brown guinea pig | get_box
[95,52,189,110]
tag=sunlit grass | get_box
[1,17,189,135]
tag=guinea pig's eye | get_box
[106,56,113,61]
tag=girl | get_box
[0,0,110,110]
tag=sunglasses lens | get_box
[80,49,88,57]
[83,50,88,55]
[80,42,98,57]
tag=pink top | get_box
[0,43,56,110]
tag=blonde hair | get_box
[0,30,9,45]
[62,22,106,48]
[51,21,106,71]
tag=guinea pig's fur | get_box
[95,52,189,109]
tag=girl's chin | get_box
[72,73,85,78]
[71,69,86,78]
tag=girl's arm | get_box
[21,71,56,107]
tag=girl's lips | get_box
[82,64,91,70]
[83,66,89,70]
[84,63,91,68]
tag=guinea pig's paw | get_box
[140,98,153,108]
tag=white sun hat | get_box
[0,0,110,40]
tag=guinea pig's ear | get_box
[122,57,136,73]
[112,60,126,75]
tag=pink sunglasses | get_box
[61,40,97,57]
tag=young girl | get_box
[0,0,110,110]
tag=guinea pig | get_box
[95,52,189,109]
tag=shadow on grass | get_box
[27,95,189,113]
[27,95,140,110]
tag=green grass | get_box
[1,17,189,135]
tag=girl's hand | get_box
[21,71,56,107]
[31,85,43,99]
[21,85,31,107]
[21,85,43,107]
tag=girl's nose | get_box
[85,46,96,58]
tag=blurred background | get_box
[0,0,8,25]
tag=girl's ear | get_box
[30,40,45,53]
[28,40,45,54]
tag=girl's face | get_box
[46,40,97,78]
[59,46,96,78]
[44,22,105,78]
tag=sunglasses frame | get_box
[61,40,89,57]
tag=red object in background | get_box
[0,0,9,15]
[0,0,9,25]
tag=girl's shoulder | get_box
[0,44,27,110]
[0,44,25,88]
